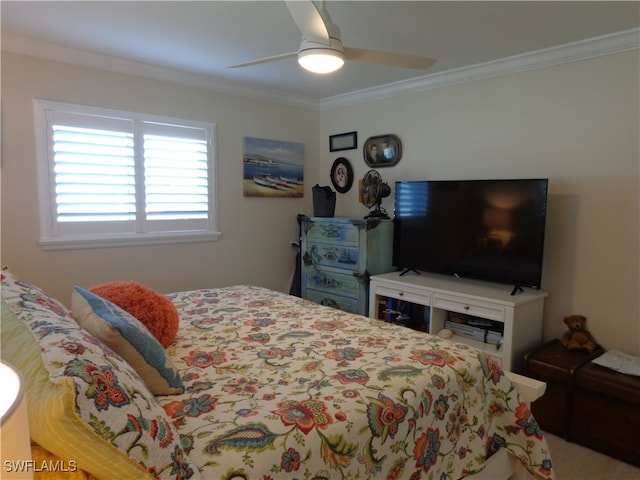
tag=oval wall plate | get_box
[363,134,402,167]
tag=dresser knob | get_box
[464,305,470,310]
[398,292,404,296]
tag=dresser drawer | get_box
[304,267,361,299]
[372,283,431,307]
[433,293,505,321]
[306,289,360,314]
[304,220,361,247]
[304,244,360,272]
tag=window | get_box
[34,100,219,250]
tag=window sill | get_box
[39,230,222,251]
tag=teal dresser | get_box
[300,217,394,315]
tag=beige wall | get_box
[2,49,638,355]
[1,52,318,304]
[319,50,639,354]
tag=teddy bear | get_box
[561,314,599,353]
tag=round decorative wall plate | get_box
[330,157,353,193]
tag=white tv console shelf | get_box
[369,271,548,373]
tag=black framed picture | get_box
[363,134,402,167]
[330,157,354,193]
[329,131,358,152]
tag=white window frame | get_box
[34,99,220,250]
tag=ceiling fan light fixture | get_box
[298,49,344,74]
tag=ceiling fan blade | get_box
[227,51,298,69]
[344,47,436,70]
[286,0,330,44]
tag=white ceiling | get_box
[2,1,639,101]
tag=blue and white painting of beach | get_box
[243,137,304,197]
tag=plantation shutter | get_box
[52,124,136,223]
[36,100,218,249]
[46,111,137,236]
[141,122,210,231]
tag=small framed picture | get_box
[363,134,402,167]
[329,131,358,152]
[330,157,353,193]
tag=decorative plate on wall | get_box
[330,157,353,193]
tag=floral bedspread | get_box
[161,285,553,480]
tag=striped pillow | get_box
[72,286,184,395]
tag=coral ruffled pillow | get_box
[89,281,179,347]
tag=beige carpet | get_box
[544,432,640,480]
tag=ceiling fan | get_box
[228,0,437,74]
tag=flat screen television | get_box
[393,179,548,292]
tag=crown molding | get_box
[3,28,638,112]
[0,32,321,110]
[319,28,640,110]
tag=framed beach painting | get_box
[243,137,304,197]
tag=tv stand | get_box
[510,285,524,296]
[369,271,548,373]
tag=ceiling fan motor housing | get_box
[298,23,344,73]
[299,21,344,54]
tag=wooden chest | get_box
[571,362,640,467]
[525,339,603,438]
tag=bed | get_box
[1,271,554,480]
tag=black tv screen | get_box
[393,179,548,289]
